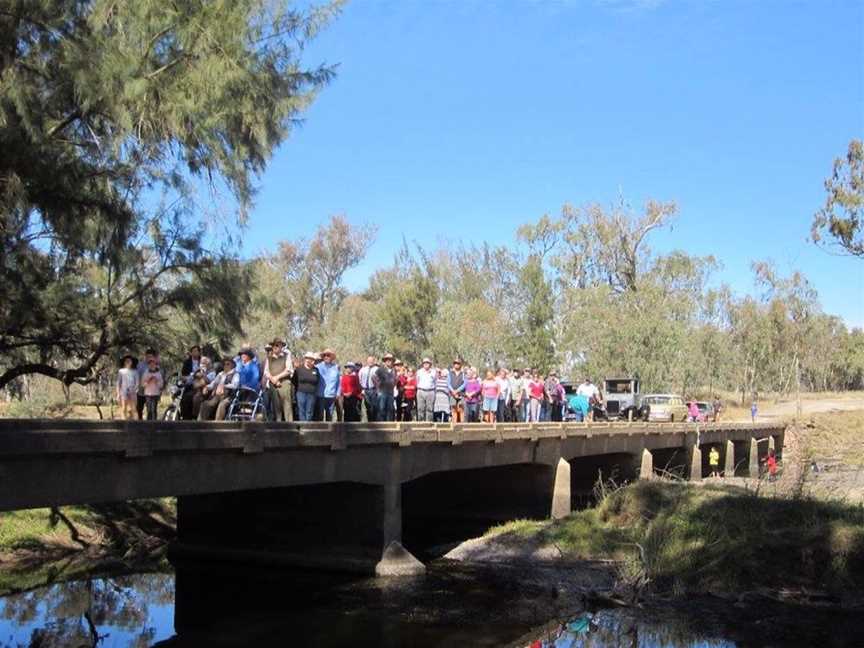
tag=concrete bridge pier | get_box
[724,439,735,477]
[749,437,759,478]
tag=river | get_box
[1,562,862,647]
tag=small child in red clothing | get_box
[763,448,778,481]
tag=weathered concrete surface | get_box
[0,419,784,575]
[0,420,784,511]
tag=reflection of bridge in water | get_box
[0,420,784,575]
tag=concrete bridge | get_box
[0,419,784,575]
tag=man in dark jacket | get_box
[374,353,397,421]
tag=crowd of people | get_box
[114,340,607,423]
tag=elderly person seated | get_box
[198,358,239,421]
[190,356,215,419]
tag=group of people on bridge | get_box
[115,341,605,424]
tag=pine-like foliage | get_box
[0,0,341,387]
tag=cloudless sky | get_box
[239,0,864,326]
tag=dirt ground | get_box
[747,391,864,422]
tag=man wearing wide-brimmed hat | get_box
[315,348,341,421]
[263,338,293,421]
[415,357,436,422]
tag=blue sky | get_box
[239,0,864,327]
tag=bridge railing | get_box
[0,419,786,458]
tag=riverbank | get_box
[450,478,864,608]
[0,499,175,594]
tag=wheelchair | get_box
[226,386,266,421]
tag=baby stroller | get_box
[227,386,266,421]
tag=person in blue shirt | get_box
[236,347,261,391]
[567,392,590,422]
[315,348,341,421]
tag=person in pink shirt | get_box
[140,356,164,420]
[527,371,545,422]
[481,370,500,423]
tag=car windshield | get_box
[643,396,670,405]
[605,381,632,394]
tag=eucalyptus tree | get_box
[812,139,864,257]
[0,0,341,388]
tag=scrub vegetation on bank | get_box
[484,480,864,603]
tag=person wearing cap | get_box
[448,359,466,423]
[315,348,341,421]
[373,354,397,421]
[199,357,240,421]
[358,356,379,422]
[116,354,139,420]
[263,338,294,422]
[292,353,321,422]
[415,357,436,422]
[340,363,362,422]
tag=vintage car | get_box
[602,377,640,421]
[639,394,689,422]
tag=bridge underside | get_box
[0,420,784,575]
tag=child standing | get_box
[481,370,500,423]
[140,357,164,421]
[116,355,139,420]
[764,448,778,482]
[708,446,720,478]
[751,401,758,422]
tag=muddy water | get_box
[0,564,862,647]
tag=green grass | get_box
[0,499,176,594]
[485,480,864,597]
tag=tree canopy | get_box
[812,139,864,257]
[0,0,341,388]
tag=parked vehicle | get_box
[694,401,714,422]
[639,394,688,422]
[602,377,640,421]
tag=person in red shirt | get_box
[401,368,417,421]
[763,448,778,482]
[340,363,363,422]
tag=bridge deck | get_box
[0,419,781,458]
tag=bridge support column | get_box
[376,449,424,576]
[638,448,653,480]
[724,440,735,477]
[551,458,571,519]
[689,445,702,481]
[749,437,759,478]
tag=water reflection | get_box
[0,573,174,648]
[527,610,734,648]
[1,567,862,647]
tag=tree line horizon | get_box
[1,2,861,405]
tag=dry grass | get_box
[796,411,864,467]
